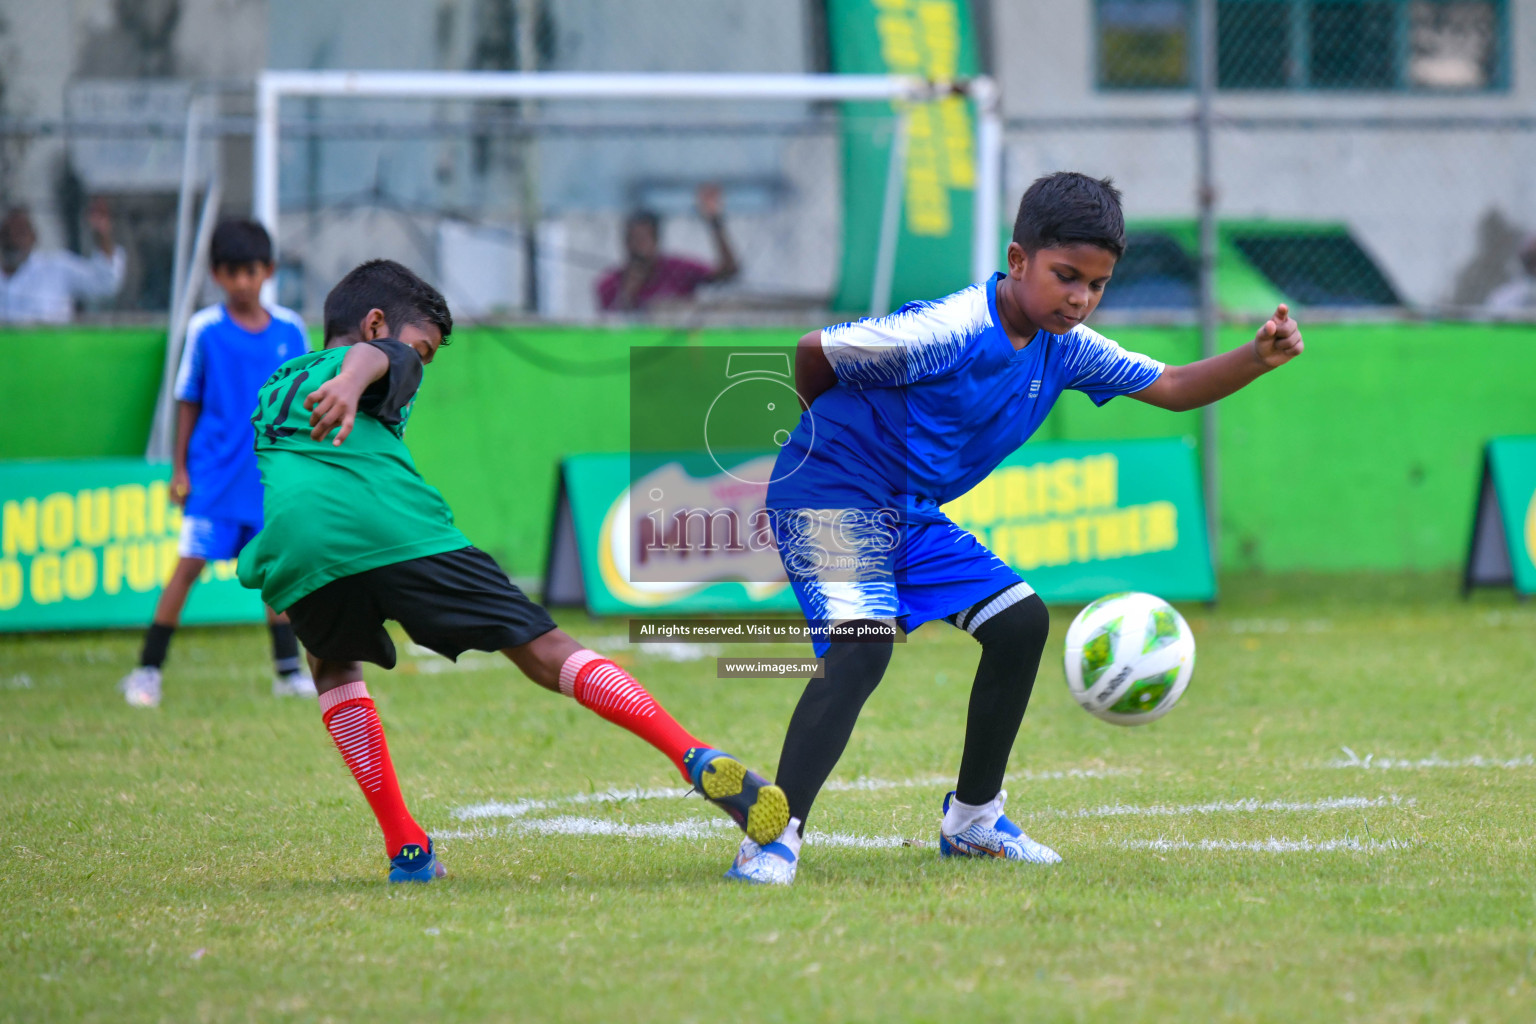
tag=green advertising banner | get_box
[545,440,1213,617]
[942,438,1216,603]
[827,0,987,312]
[1464,436,1536,596]
[0,459,266,632]
[544,453,800,617]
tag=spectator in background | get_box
[1486,234,1536,313]
[118,219,314,709]
[597,183,739,312]
[0,200,125,323]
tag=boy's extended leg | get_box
[771,628,895,830]
[312,660,443,882]
[323,545,786,848]
[503,628,789,845]
[938,586,1061,864]
[724,626,893,884]
[119,556,206,707]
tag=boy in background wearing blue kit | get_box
[119,220,315,707]
[729,173,1304,884]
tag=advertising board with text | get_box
[0,459,265,632]
[941,438,1215,603]
[545,438,1214,617]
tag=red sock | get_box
[559,651,701,780]
[320,681,429,858]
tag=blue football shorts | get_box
[178,514,261,561]
[771,508,1029,657]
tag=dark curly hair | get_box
[1012,172,1126,259]
[210,219,273,270]
[322,259,454,344]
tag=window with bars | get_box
[1096,0,1507,91]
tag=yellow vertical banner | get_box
[828,0,985,311]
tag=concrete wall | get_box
[0,0,264,312]
[990,0,1536,309]
[2,0,1529,318]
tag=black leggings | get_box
[773,589,1050,829]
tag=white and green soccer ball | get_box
[1063,592,1194,725]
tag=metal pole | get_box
[150,97,210,461]
[516,0,541,314]
[1195,0,1220,569]
[147,178,222,460]
[869,110,909,317]
[969,76,1002,286]
[258,70,931,103]
[254,75,280,305]
[168,96,207,340]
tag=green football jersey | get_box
[237,340,470,611]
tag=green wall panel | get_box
[1,328,166,459]
[5,322,1535,578]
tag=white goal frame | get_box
[252,70,1004,305]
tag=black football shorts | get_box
[284,546,558,668]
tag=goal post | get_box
[251,69,1004,304]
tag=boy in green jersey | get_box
[238,259,788,882]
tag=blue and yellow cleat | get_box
[684,747,791,847]
[938,790,1062,864]
[388,839,448,883]
[724,835,799,886]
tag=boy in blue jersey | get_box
[728,172,1304,884]
[119,220,316,708]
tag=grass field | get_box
[3,571,1534,1023]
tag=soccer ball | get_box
[1062,592,1195,725]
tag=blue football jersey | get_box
[767,274,1163,522]
[173,303,309,524]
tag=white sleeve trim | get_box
[822,285,988,387]
[173,305,223,401]
[1060,324,1165,395]
[266,302,308,339]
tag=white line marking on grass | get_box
[638,643,723,662]
[432,827,502,840]
[808,831,916,849]
[510,816,734,841]
[438,819,1409,854]
[452,769,1132,822]
[820,768,1129,796]
[434,818,913,847]
[444,781,1411,855]
[454,786,685,821]
[1331,747,1534,770]
[1121,837,1412,853]
[1051,795,1412,819]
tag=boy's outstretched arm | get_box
[1131,304,1303,413]
[304,343,392,445]
[795,329,836,408]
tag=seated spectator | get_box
[1486,235,1536,313]
[597,184,739,312]
[0,200,125,324]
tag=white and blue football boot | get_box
[118,666,162,708]
[724,821,800,885]
[938,790,1062,864]
[272,669,318,698]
